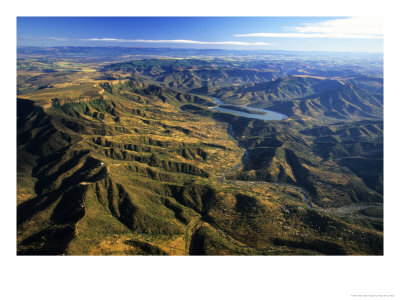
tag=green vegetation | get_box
[17,52,383,255]
[213,76,383,121]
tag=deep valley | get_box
[17,47,383,255]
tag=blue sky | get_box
[17,17,383,52]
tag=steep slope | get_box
[225,117,383,208]
[213,76,343,105]
[301,120,383,194]
[17,80,383,255]
[104,59,280,91]
[269,84,383,120]
[214,76,383,121]
[17,81,241,254]
[180,108,383,209]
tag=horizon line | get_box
[16,45,384,54]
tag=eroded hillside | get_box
[17,77,383,255]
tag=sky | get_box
[17,17,383,52]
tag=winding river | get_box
[211,97,288,121]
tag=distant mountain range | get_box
[213,75,383,120]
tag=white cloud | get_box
[235,17,383,39]
[82,38,272,46]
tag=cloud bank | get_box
[234,17,383,39]
[82,38,272,46]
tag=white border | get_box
[2,1,399,299]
